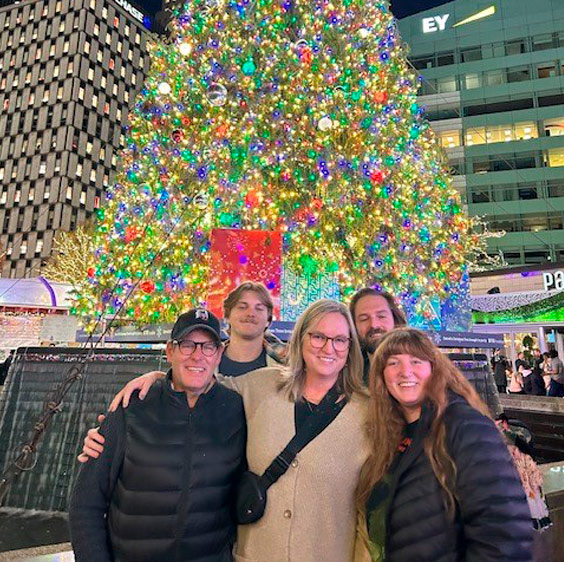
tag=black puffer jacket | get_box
[385,394,532,562]
[70,376,246,562]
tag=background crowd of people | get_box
[492,347,564,397]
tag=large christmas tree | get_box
[73,0,483,327]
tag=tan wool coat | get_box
[222,367,370,562]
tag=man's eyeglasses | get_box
[307,332,351,352]
[173,339,220,357]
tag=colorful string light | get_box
[73,0,483,328]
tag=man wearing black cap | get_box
[69,309,246,562]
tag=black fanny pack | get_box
[235,385,346,525]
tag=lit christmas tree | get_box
[74,0,484,328]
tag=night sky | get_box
[136,1,454,19]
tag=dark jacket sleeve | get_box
[68,409,126,562]
[445,401,533,562]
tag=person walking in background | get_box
[528,349,546,396]
[541,352,552,392]
[515,351,529,373]
[354,328,532,562]
[492,348,508,394]
[547,350,564,397]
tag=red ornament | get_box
[373,91,388,104]
[370,170,384,183]
[312,197,323,210]
[216,123,228,137]
[299,47,312,64]
[124,226,139,243]
[182,116,191,126]
[140,280,156,294]
[245,190,260,208]
[87,267,95,278]
[172,129,184,143]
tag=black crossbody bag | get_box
[235,385,346,525]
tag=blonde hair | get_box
[356,328,489,517]
[278,299,366,402]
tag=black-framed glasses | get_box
[307,332,351,352]
[173,339,220,357]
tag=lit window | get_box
[114,16,119,27]
[39,162,46,175]
[109,58,115,70]
[36,240,43,254]
[547,148,564,167]
[84,41,90,55]
[67,186,73,199]
[544,118,564,137]
[88,67,94,81]
[438,129,461,149]
[465,127,486,146]
[14,190,21,202]
[76,163,83,177]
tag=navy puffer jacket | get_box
[385,394,532,562]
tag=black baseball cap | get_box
[171,309,222,342]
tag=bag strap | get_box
[260,384,346,489]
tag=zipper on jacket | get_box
[173,408,193,561]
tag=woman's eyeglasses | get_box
[307,332,351,352]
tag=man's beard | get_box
[359,328,387,354]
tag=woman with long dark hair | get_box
[355,328,532,562]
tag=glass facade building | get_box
[398,0,564,266]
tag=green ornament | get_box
[242,58,256,76]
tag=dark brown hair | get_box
[349,288,407,327]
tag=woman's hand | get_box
[77,414,105,462]
[108,370,166,411]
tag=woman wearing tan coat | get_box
[81,300,370,562]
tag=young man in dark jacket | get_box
[69,309,246,562]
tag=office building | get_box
[0,0,151,278]
[398,0,564,266]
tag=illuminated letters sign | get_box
[543,270,564,291]
[114,0,144,23]
[421,6,496,34]
[422,14,450,33]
